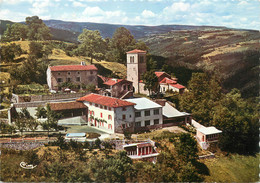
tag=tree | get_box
[94,138,101,149]
[25,150,40,165]
[29,41,44,58]
[41,104,61,135]
[1,23,28,42]
[0,121,15,134]
[35,106,47,118]
[85,83,96,92]
[146,57,157,71]
[14,114,27,136]
[26,16,52,40]
[92,151,136,182]
[174,133,198,162]
[213,89,259,154]
[142,70,159,96]
[179,73,222,126]
[78,29,106,64]
[0,43,22,63]
[27,119,39,134]
[108,27,136,63]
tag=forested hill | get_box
[42,19,227,39]
[141,29,260,97]
[1,19,227,42]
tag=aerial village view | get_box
[0,0,259,182]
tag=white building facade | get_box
[125,98,163,128]
[77,93,136,133]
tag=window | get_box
[122,114,126,120]
[154,109,159,115]
[128,85,130,91]
[95,104,98,107]
[100,113,103,118]
[139,56,144,63]
[89,102,92,106]
[135,111,141,117]
[123,85,126,90]
[122,107,126,111]
[90,71,93,74]
[122,124,126,129]
[145,110,150,116]
[108,115,112,120]
[135,121,141,127]
[58,72,61,75]
[100,105,103,109]
[76,77,80,82]
[57,78,63,82]
[154,119,159,125]
[145,120,150,126]
[77,71,80,74]
[67,72,71,75]
[109,107,111,111]
[67,78,71,82]
[104,106,107,110]
[130,56,134,63]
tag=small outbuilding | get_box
[196,126,222,149]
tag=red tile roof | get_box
[154,71,166,78]
[50,65,98,71]
[49,101,87,111]
[77,93,136,108]
[104,79,123,86]
[170,83,185,89]
[126,49,147,54]
[98,75,110,82]
[159,77,177,84]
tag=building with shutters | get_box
[77,93,136,133]
[47,62,98,91]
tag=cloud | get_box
[72,1,85,7]
[141,10,156,18]
[29,0,52,15]
[80,6,127,24]
[0,9,31,22]
[0,0,33,5]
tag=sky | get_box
[0,0,259,30]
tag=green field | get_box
[203,154,259,182]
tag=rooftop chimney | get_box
[81,61,86,66]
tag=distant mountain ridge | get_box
[43,19,227,39]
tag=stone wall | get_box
[12,92,90,103]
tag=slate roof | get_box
[125,98,162,110]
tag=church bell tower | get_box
[126,49,147,93]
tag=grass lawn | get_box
[202,154,259,182]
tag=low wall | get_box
[12,92,90,103]
[199,152,215,159]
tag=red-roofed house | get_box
[159,76,185,94]
[98,76,134,99]
[77,93,136,133]
[47,62,98,91]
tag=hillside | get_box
[141,29,260,97]
[1,19,227,42]
[0,41,126,86]
[43,19,226,39]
